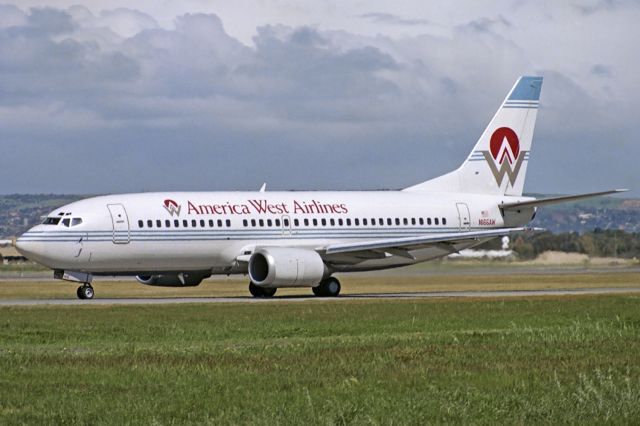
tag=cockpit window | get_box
[43,217,61,225]
[71,218,83,226]
[62,218,71,227]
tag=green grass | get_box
[1,296,640,424]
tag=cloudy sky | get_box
[0,1,638,195]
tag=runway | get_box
[1,287,639,306]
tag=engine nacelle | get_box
[135,272,207,287]
[248,247,327,288]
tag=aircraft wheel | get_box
[314,277,341,297]
[77,284,94,300]
[249,282,277,298]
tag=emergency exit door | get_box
[107,204,130,244]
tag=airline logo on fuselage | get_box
[481,127,528,187]
[163,199,182,216]
[162,198,349,216]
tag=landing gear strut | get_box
[76,284,94,300]
[312,277,341,297]
[248,282,277,298]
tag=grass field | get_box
[1,293,640,424]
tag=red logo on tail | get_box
[482,127,527,187]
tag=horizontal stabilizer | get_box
[325,227,537,255]
[500,189,628,210]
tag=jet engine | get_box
[135,272,209,287]
[248,247,327,288]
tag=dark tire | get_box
[314,277,341,297]
[249,282,263,297]
[76,286,85,300]
[249,282,277,298]
[80,285,94,300]
[261,287,277,297]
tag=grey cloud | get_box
[359,12,429,26]
[0,4,636,197]
[591,63,612,77]
[27,7,75,34]
[460,16,512,33]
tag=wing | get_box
[323,227,533,260]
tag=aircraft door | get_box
[107,204,130,244]
[456,203,471,231]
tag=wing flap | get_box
[324,227,533,255]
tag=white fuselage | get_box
[16,191,534,276]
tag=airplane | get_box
[13,76,625,300]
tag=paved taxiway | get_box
[1,287,639,306]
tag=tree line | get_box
[481,229,640,260]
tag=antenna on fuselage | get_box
[259,183,267,192]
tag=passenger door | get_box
[455,203,471,231]
[107,204,130,244]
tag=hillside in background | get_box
[529,194,640,233]
[0,193,637,237]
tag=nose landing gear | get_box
[76,284,94,300]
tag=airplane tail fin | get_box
[403,76,543,196]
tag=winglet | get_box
[259,183,267,193]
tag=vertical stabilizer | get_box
[404,76,543,196]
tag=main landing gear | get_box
[312,277,341,297]
[249,282,277,298]
[76,284,94,300]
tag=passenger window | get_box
[138,220,144,228]
[259,219,264,227]
[346,218,351,226]
[209,220,214,227]
[304,218,309,226]
[284,218,290,227]
[276,219,281,227]
[387,218,392,226]
[321,219,327,226]
[338,218,343,226]
[442,218,447,225]
[183,220,188,227]
[294,219,299,226]
[147,220,153,228]
[200,219,205,227]
[403,218,408,225]
[379,218,384,225]
[330,219,335,226]
[427,218,432,225]
[395,218,400,226]
[218,219,223,227]
[191,220,197,227]
[267,219,273,227]
[355,218,359,226]
[312,219,317,226]
[174,220,180,227]
[411,218,416,225]
[165,220,171,228]
[419,218,424,225]
[62,218,71,227]
[243,219,248,227]
[251,219,256,227]
[226,219,231,227]
[157,220,162,228]
[435,218,439,225]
